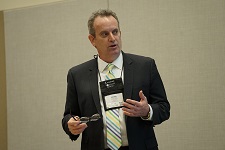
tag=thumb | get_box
[139,90,146,101]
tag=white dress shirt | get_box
[97,51,153,148]
[97,52,128,148]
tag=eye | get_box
[100,32,108,38]
[112,29,118,35]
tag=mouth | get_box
[109,44,117,48]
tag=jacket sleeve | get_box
[149,59,170,125]
[62,69,80,141]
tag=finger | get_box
[139,90,146,100]
[123,101,136,108]
[68,119,81,126]
[77,123,87,132]
[123,109,139,117]
[124,102,140,112]
[125,99,141,107]
[69,123,88,135]
[122,106,139,116]
[71,128,83,135]
[78,123,88,128]
[123,109,135,117]
[123,111,133,117]
[122,106,132,112]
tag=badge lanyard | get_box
[98,62,124,111]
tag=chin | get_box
[111,48,120,53]
[112,49,121,57]
[111,50,120,58]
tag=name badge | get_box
[100,78,124,111]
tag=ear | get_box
[88,34,95,47]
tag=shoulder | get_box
[123,52,155,64]
[68,59,97,74]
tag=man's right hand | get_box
[67,117,88,135]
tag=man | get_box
[62,9,170,150]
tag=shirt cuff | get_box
[141,104,153,121]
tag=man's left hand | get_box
[122,90,150,117]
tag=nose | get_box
[108,32,115,42]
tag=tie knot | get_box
[105,64,114,72]
[105,64,115,80]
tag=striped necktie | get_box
[105,64,122,150]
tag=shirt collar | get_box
[98,51,123,72]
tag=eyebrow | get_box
[99,28,119,35]
[99,31,108,34]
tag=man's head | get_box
[88,9,120,37]
[88,9,122,63]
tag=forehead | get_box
[93,16,119,32]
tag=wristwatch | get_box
[142,109,150,120]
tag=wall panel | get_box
[0,0,64,11]
[110,0,225,150]
[4,1,107,150]
[0,10,7,150]
[3,0,225,150]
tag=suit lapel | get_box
[123,53,133,101]
[88,59,102,115]
[87,53,133,117]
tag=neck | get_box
[99,51,121,63]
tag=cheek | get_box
[117,40,122,48]
[96,45,107,55]
[116,37,122,43]
[97,41,107,49]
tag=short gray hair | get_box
[88,9,120,37]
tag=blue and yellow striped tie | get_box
[105,64,122,150]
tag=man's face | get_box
[88,16,122,63]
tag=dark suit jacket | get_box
[62,52,170,150]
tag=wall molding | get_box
[0,11,7,150]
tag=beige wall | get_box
[0,0,64,11]
[0,11,7,150]
[2,0,225,150]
